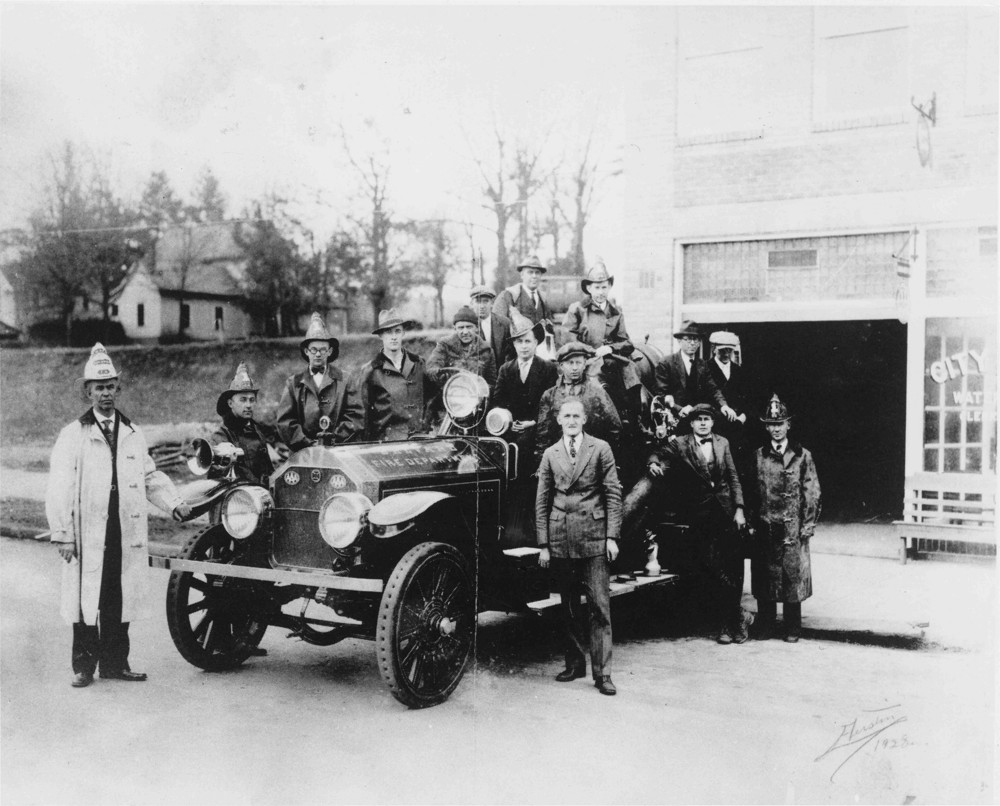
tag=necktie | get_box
[686,359,696,391]
[101,419,115,451]
[531,291,538,311]
[773,442,784,455]
[569,436,577,459]
[519,361,530,382]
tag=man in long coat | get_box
[750,395,822,643]
[653,320,737,428]
[536,399,621,696]
[648,404,751,643]
[492,254,553,326]
[47,344,190,688]
[343,309,435,442]
[706,330,752,483]
[470,285,515,368]
[212,362,285,486]
[491,309,558,546]
[535,341,622,468]
[276,312,359,450]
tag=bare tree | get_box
[400,220,457,327]
[339,123,413,327]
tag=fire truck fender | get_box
[368,491,457,536]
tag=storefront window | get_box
[923,318,996,473]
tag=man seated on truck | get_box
[211,362,286,487]
[342,309,436,442]
[425,305,497,397]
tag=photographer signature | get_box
[816,704,910,782]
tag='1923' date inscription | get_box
[815,704,910,782]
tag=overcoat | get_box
[653,351,728,413]
[535,377,622,466]
[492,355,558,475]
[210,415,280,486]
[750,441,821,603]
[492,283,551,326]
[425,332,498,389]
[347,349,435,442]
[276,364,356,450]
[535,434,622,559]
[561,298,641,390]
[481,312,515,368]
[46,410,183,626]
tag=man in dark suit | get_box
[649,404,751,644]
[492,255,552,326]
[706,330,751,483]
[276,312,360,450]
[471,285,515,368]
[492,309,558,546]
[654,320,737,427]
[536,398,622,696]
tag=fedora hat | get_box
[508,308,546,343]
[516,255,547,274]
[77,342,121,399]
[300,312,340,361]
[372,308,411,335]
[673,320,702,339]
[469,284,496,301]
[580,259,614,294]
[760,393,792,424]
[216,362,259,417]
[556,340,596,363]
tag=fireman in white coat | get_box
[46,344,191,688]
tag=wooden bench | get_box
[894,473,996,563]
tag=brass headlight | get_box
[318,492,373,551]
[221,487,273,539]
[442,371,490,423]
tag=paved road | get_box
[1,537,993,805]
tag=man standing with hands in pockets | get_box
[536,399,622,696]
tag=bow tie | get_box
[698,437,712,445]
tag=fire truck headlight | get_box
[222,487,273,539]
[318,493,373,550]
[443,372,489,422]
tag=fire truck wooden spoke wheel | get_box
[166,525,271,672]
[376,542,474,708]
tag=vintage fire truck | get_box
[150,367,677,708]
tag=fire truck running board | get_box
[149,556,384,593]
[524,571,680,613]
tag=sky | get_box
[0,3,633,288]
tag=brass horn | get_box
[186,438,243,478]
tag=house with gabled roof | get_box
[116,221,264,341]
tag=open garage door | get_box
[713,320,907,522]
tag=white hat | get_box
[77,343,120,398]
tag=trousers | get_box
[71,491,131,675]
[553,555,613,679]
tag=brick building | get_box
[620,7,996,524]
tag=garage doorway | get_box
[711,320,908,522]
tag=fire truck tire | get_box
[166,525,270,672]
[376,541,475,708]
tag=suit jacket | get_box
[493,283,551,326]
[652,433,743,519]
[276,364,357,451]
[492,356,558,473]
[653,351,728,412]
[536,433,622,559]
[481,312,515,368]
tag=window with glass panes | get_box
[923,318,995,474]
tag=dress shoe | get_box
[784,632,800,644]
[716,630,733,645]
[594,676,617,696]
[555,666,586,682]
[71,672,94,688]
[249,646,268,657]
[753,622,775,641]
[100,669,147,681]
[732,611,754,644]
